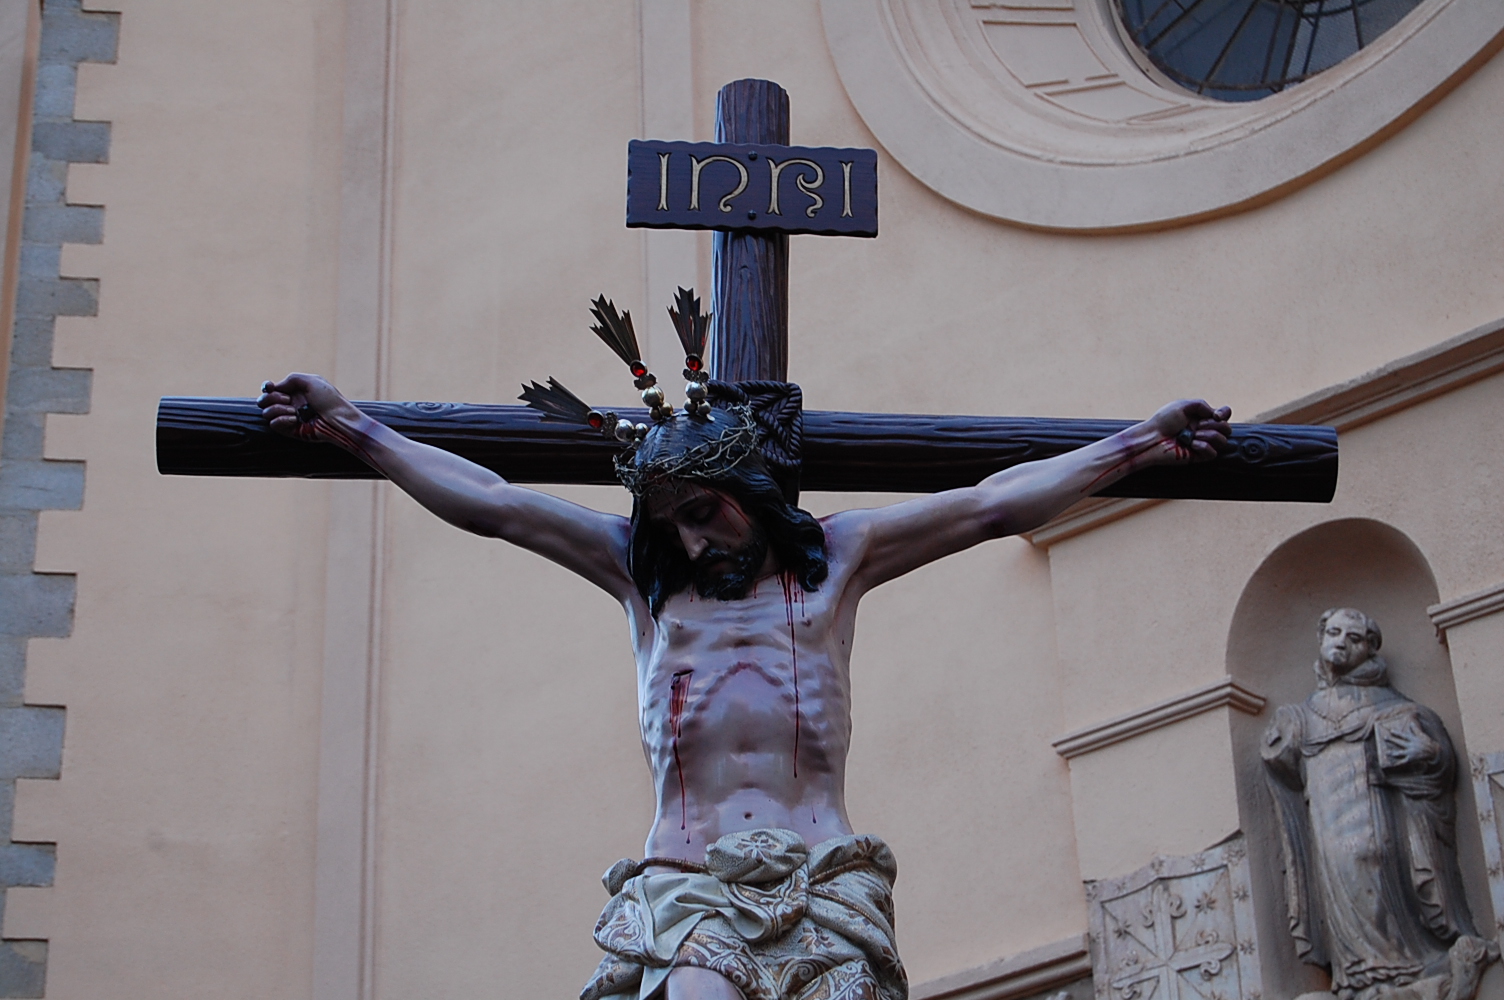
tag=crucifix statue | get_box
[161,81,1336,1000]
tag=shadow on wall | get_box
[1223,518,1494,1000]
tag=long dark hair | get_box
[628,454,828,615]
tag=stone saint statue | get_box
[1262,608,1496,1000]
[259,344,1232,1000]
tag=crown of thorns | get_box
[612,403,759,496]
[517,288,803,500]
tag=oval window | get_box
[1116,0,1428,101]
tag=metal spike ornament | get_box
[669,286,713,419]
[518,291,772,497]
[589,296,670,430]
[518,377,595,424]
[519,376,635,441]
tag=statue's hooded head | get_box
[618,382,827,615]
[1315,607,1388,686]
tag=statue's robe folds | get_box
[1262,659,1479,1000]
[581,828,907,1000]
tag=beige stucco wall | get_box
[1,1,1501,998]
[6,0,343,996]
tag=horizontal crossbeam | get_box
[156,397,1337,502]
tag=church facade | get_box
[0,1,1502,999]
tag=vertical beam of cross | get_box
[710,79,790,382]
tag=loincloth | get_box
[581,828,908,1000]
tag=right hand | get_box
[1261,705,1303,763]
[1141,400,1233,466]
[257,373,364,444]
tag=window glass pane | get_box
[1116,0,1426,101]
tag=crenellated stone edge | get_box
[0,2,116,995]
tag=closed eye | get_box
[677,500,718,525]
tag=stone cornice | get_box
[911,935,1091,1000]
[1026,316,1504,547]
[1429,581,1504,632]
[1022,495,1162,548]
[1051,677,1266,760]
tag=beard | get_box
[691,528,770,601]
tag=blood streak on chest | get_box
[779,576,818,825]
[669,669,693,842]
[779,573,805,779]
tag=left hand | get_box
[1380,723,1439,768]
[1144,400,1233,465]
[257,373,365,446]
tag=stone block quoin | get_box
[0,1,116,995]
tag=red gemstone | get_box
[686,356,702,371]
[630,361,647,377]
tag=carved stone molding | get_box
[1087,838,1263,1000]
[822,0,1504,231]
[1430,582,1504,633]
[1052,677,1266,760]
[913,934,1093,1000]
[1027,315,1504,547]
[1023,496,1160,548]
[1469,753,1504,944]
[1254,315,1504,432]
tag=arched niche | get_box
[1224,518,1493,1000]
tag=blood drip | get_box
[781,572,801,778]
[669,670,693,842]
[1085,436,1161,494]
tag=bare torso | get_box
[256,374,1230,885]
[633,533,860,861]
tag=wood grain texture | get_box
[710,79,789,382]
[156,397,1338,502]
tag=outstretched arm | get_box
[832,400,1231,591]
[258,374,636,600]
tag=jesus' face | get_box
[1320,610,1374,674]
[645,480,773,600]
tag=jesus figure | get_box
[258,364,1230,1000]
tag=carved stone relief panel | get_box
[1470,752,1504,946]
[1087,838,1262,1000]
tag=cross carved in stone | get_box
[1108,882,1237,1000]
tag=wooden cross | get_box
[156,79,1337,504]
